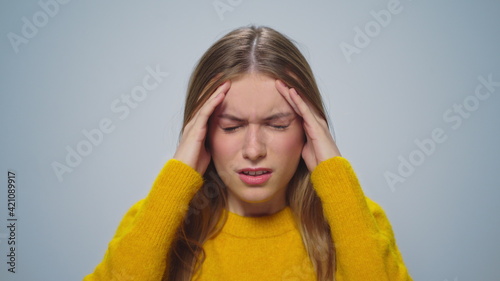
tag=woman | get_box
[84,26,412,280]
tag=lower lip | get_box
[238,172,272,185]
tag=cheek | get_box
[209,131,239,164]
[270,129,304,156]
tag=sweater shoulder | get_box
[84,159,203,280]
[113,158,203,237]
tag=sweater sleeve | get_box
[83,159,203,281]
[310,157,412,281]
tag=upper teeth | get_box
[243,171,268,176]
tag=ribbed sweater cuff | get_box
[310,157,377,234]
[131,159,204,246]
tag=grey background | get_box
[1,0,499,280]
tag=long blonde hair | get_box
[165,26,335,281]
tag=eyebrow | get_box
[217,112,294,122]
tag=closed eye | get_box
[270,124,289,130]
[221,126,241,132]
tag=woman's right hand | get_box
[173,81,231,175]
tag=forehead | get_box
[217,73,291,118]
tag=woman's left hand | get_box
[276,80,341,171]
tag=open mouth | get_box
[237,169,273,185]
[240,170,270,176]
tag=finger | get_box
[275,80,300,115]
[288,88,334,144]
[192,80,230,126]
[290,89,341,158]
[208,80,231,101]
[202,80,230,113]
[288,88,329,127]
[183,81,230,140]
[174,81,230,170]
[288,88,319,124]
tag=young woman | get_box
[84,26,413,281]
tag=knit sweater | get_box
[83,157,413,280]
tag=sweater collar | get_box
[221,207,298,238]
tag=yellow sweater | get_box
[83,157,412,280]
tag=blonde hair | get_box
[165,26,335,281]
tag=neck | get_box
[227,196,287,217]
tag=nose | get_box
[242,125,266,161]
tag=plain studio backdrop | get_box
[1,1,499,280]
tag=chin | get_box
[237,188,279,204]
